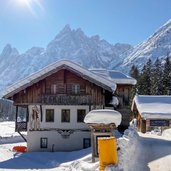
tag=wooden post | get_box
[40,105,43,122]
[91,129,95,162]
[15,106,18,132]
[89,104,91,111]
[141,119,146,133]
[26,106,29,122]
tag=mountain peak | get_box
[3,44,12,52]
[26,47,44,56]
[91,35,100,42]
[75,28,84,34]
[59,24,71,35]
[1,44,19,57]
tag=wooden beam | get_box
[15,106,18,132]
[40,105,43,122]
[89,104,91,111]
[14,103,43,106]
[26,106,29,122]
[18,131,27,142]
[88,123,116,130]
[91,129,95,163]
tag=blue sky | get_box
[0,0,171,53]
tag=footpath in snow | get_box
[137,133,171,171]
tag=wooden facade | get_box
[4,61,136,135]
[6,68,113,133]
[12,69,108,106]
[134,112,171,133]
[116,84,130,108]
[114,84,132,128]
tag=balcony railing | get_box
[15,122,27,132]
[41,94,92,105]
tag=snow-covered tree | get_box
[138,59,152,95]
[162,56,171,95]
[151,58,163,95]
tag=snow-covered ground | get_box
[0,122,97,171]
[138,132,171,171]
[1,122,171,171]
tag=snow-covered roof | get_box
[89,69,136,85]
[84,109,122,127]
[3,60,116,98]
[132,95,171,119]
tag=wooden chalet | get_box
[132,95,171,133]
[90,69,137,128]
[3,60,117,152]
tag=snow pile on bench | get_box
[84,109,122,127]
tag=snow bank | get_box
[106,126,141,171]
[146,128,162,136]
[64,126,140,171]
[162,128,171,138]
[0,121,26,144]
[84,109,122,127]
[0,121,19,138]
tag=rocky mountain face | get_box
[119,19,171,72]
[1,19,171,96]
[0,25,133,96]
[46,25,132,68]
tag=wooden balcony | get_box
[15,122,27,132]
[41,94,92,105]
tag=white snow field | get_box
[1,122,171,171]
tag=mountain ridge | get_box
[0,25,133,95]
[1,19,171,96]
[118,19,171,72]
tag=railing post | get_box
[15,106,18,132]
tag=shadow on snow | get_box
[0,148,91,169]
[134,135,171,171]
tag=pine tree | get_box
[129,64,140,100]
[162,56,171,95]
[130,65,139,79]
[151,58,163,95]
[138,59,152,95]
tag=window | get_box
[61,109,70,122]
[46,109,54,122]
[51,84,57,94]
[83,138,91,149]
[72,84,80,94]
[40,138,48,148]
[77,109,86,122]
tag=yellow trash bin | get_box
[98,136,118,171]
